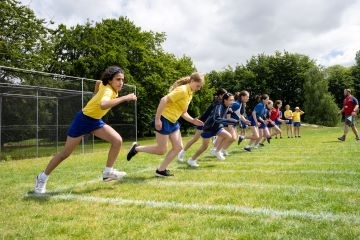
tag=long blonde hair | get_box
[169,72,204,92]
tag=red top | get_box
[269,108,280,121]
[343,95,358,116]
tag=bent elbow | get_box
[100,103,108,110]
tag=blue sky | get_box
[20,0,360,73]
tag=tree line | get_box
[1,0,360,139]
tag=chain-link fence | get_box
[0,66,137,160]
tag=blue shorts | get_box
[67,111,105,137]
[201,128,223,138]
[152,116,180,135]
[275,120,282,126]
[196,125,204,130]
[293,122,301,127]
[249,117,257,127]
[259,122,268,129]
[286,119,293,125]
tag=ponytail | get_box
[169,72,204,92]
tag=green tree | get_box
[303,67,339,126]
[46,17,214,136]
[207,51,317,112]
[325,65,353,108]
[0,0,52,70]
[0,0,55,146]
[266,51,315,107]
[351,50,360,97]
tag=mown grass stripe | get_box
[218,161,360,166]
[175,169,360,175]
[129,180,360,193]
[26,193,360,224]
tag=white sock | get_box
[40,172,48,181]
[104,167,113,173]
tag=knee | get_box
[111,135,123,148]
[201,142,210,149]
[173,145,183,154]
[59,151,71,160]
[155,146,168,155]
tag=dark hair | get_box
[222,92,233,102]
[101,66,124,85]
[274,100,282,109]
[255,94,269,102]
[234,90,249,102]
[216,88,227,97]
[213,88,227,101]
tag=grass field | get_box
[1,125,360,239]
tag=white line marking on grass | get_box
[27,193,360,224]
[50,177,359,196]
[140,180,360,193]
[219,161,360,166]
[46,167,358,195]
[177,169,360,175]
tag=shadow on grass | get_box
[122,175,154,184]
[23,181,121,201]
[230,149,252,154]
[23,191,52,203]
[23,191,65,202]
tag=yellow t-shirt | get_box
[162,84,193,123]
[82,82,118,119]
[284,110,293,120]
[292,111,302,122]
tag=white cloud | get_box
[20,0,360,72]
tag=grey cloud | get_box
[20,0,360,72]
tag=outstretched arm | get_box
[182,112,203,126]
[100,93,137,110]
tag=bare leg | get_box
[343,124,349,136]
[254,128,264,146]
[245,126,259,147]
[222,126,237,152]
[158,130,183,171]
[136,132,169,155]
[44,136,82,175]
[351,125,359,138]
[216,129,233,151]
[213,134,223,149]
[93,125,122,167]
[271,125,281,136]
[294,126,299,137]
[183,129,202,151]
[190,138,211,160]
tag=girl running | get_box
[177,88,227,162]
[34,66,137,194]
[187,93,238,167]
[243,94,270,151]
[126,72,205,177]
